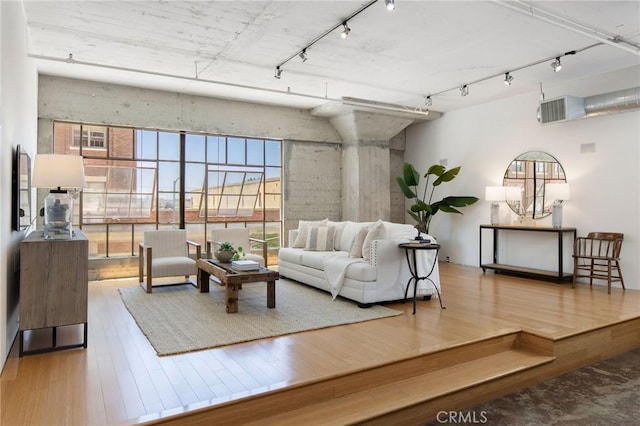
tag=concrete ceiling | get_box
[22,1,640,115]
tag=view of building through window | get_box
[52,122,282,264]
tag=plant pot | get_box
[214,250,234,263]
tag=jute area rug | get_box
[119,279,402,356]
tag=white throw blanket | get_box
[323,256,366,300]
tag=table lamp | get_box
[485,186,506,225]
[545,183,570,228]
[32,154,86,239]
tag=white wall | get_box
[406,66,640,290]
[0,0,38,369]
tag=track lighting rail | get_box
[274,0,379,76]
[425,42,601,99]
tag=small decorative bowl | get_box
[214,250,234,263]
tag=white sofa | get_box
[278,219,440,307]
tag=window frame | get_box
[52,121,283,261]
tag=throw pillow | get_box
[362,219,385,262]
[337,221,359,252]
[304,226,336,251]
[327,221,347,251]
[293,218,328,248]
[349,226,370,258]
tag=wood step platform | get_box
[140,332,555,425]
[248,348,554,425]
[139,309,640,426]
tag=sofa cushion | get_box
[278,247,304,264]
[305,225,336,251]
[362,219,384,262]
[301,250,347,269]
[349,227,369,258]
[293,218,328,248]
[344,261,377,282]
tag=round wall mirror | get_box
[503,151,566,219]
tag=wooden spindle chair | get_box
[572,232,624,294]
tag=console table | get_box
[19,230,89,356]
[479,224,577,282]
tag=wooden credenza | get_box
[19,230,89,356]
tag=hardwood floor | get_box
[1,263,639,425]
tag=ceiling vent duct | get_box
[539,96,585,124]
[583,87,640,117]
[538,87,640,125]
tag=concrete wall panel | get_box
[283,140,342,242]
[38,76,342,144]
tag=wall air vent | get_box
[538,96,585,125]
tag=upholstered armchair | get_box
[207,228,267,266]
[138,230,201,293]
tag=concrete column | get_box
[328,110,415,222]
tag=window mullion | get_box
[179,132,186,229]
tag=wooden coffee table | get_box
[196,258,279,313]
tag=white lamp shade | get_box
[485,186,506,201]
[546,183,570,201]
[32,154,86,189]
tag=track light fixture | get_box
[504,72,514,86]
[385,0,395,11]
[274,1,377,79]
[425,95,432,107]
[423,45,592,104]
[341,22,351,39]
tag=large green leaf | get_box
[433,196,479,214]
[402,163,420,187]
[426,164,445,177]
[410,200,431,214]
[442,195,479,207]
[396,177,416,199]
[437,205,463,214]
[433,166,461,186]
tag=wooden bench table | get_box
[196,258,279,313]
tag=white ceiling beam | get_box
[494,0,640,56]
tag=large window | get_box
[73,125,106,148]
[52,122,283,264]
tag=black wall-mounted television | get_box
[12,144,32,231]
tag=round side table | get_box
[398,242,445,314]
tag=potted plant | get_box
[397,162,479,239]
[214,241,236,262]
